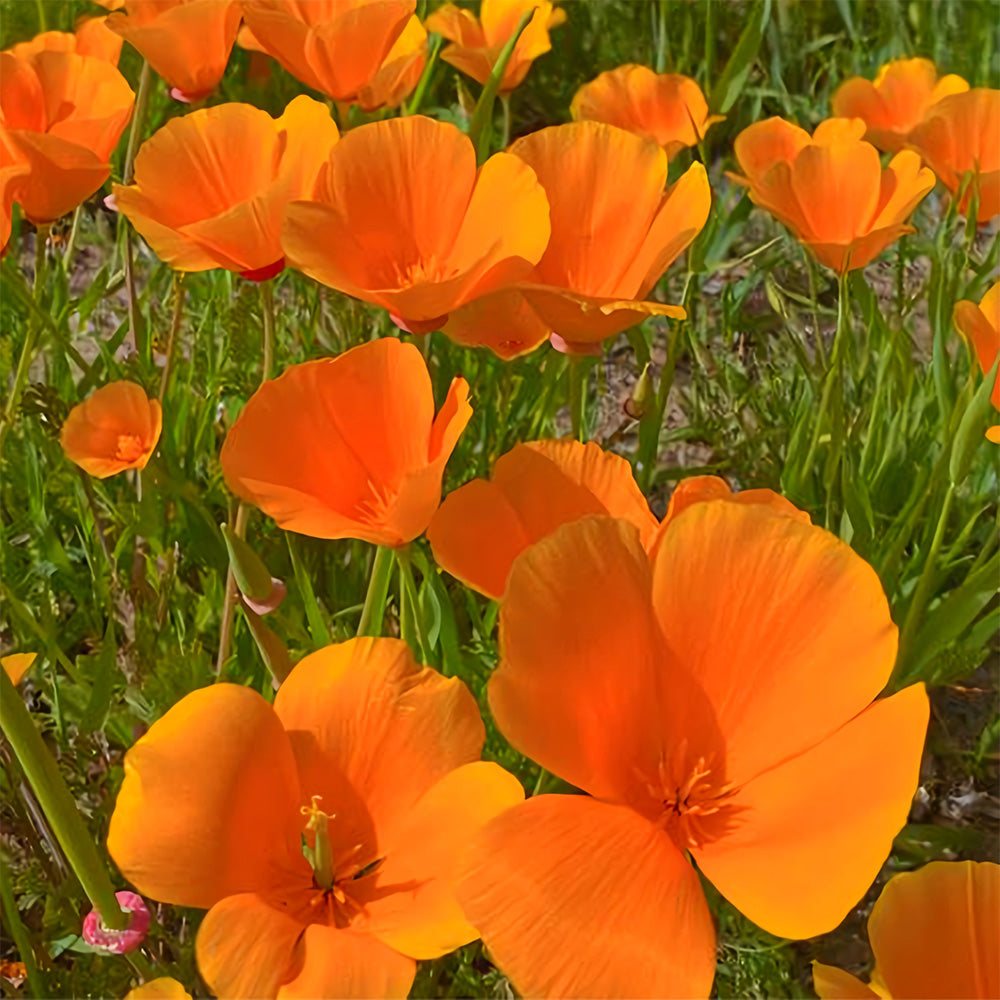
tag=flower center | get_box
[114,434,145,464]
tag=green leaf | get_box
[708,0,771,114]
[950,354,1000,485]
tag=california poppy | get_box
[439,288,552,359]
[813,861,999,998]
[357,15,427,111]
[953,281,1000,442]
[426,0,565,93]
[106,0,241,102]
[732,117,935,273]
[907,89,1000,224]
[457,501,929,998]
[831,58,968,152]
[7,17,124,65]
[0,130,29,247]
[282,115,550,334]
[220,339,472,547]
[125,979,192,1000]
[571,66,724,158]
[241,0,415,104]
[114,97,338,280]
[108,637,524,999]
[60,381,162,478]
[2,653,36,686]
[0,50,134,224]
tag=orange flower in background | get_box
[7,18,124,64]
[2,653,37,686]
[457,500,929,998]
[813,861,999,998]
[571,66,724,158]
[427,0,565,92]
[357,15,427,111]
[60,381,162,478]
[125,978,192,1000]
[220,339,472,547]
[0,130,29,247]
[241,0,416,103]
[108,638,524,999]
[908,89,1000,223]
[282,115,550,334]
[832,58,968,152]
[114,97,338,279]
[106,0,241,102]
[732,117,935,273]
[0,50,134,224]
[953,281,1000,443]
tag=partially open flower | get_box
[832,58,968,152]
[427,0,565,93]
[220,339,472,547]
[114,97,338,279]
[732,117,935,273]
[571,66,724,158]
[106,0,241,102]
[60,381,162,479]
[7,17,124,65]
[953,281,1000,442]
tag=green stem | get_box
[215,502,249,674]
[0,669,129,931]
[0,853,46,998]
[397,547,430,661]
[63,205,82,271]
[500,93,512,148]
[123,62,153,187]
[568,357,590,442]
[357,546,395,638]
[260,278,275,382]
[804,252,826,372]
[158,273,186,404]
[402,33,442,116]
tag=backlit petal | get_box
[733,117,811,184]
[440,288,551,359]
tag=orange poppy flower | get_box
[813,861,999,998]
[732,117,935,273]
[241,0,415,103]
[108,637,524,999]
[2,653,36,686]
[282,115,550,334]
[113,98,338,279]
[456,501,929,998]
[0,50,134,224]
[357,15,427,111]
[907,89,1000,224]
[953,281,1000,443]
[831,58,968,152]
[7,18,124,65]
[60,381,162,479]
[220,339,472,547]
[426,0,565,93]
[124,978,191,1000]
[0,130,29,247]
[571,65,724,158]
[106,0,241,102]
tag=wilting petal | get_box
[108,684,305,909]
[456,795,716,999]
[659,474,810,533]
[812,963,880,999]
[693,684,929,940]
[441,289,551,359]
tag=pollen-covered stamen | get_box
[114,433,145,463]
[300,794,336,889]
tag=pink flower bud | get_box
[82,891,150,954]
[242,577,287,616]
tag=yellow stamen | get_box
[300,795,335,889]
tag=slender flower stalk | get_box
[158,274,186,405]
[357,545,395,637]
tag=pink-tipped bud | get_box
[103,193,118,212]
[82,891,150,954]
[242,577,287,616]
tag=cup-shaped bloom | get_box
[241,0,416,103]
[60,381,162,478]
[732,117,935,273]
[571,66,724,158]
[106,0,241,102]
[832,58,968,152]
[282,115,550,333]
[108,637,524,999]
[426,0,565,92]
[0,50,134,223]
[220,339,472,547]
[953,281,1000,442]
[813,861,999,998]
[907,89,1000,224]
[8,17,124,64]
[456,500,929,998]
[113,98,338,279]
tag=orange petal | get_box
[424,3,485,49]
[871,148,935,230]
[812,963,880,999]
[954,283,1000,409]
[1,653,36,686]
[124,977,192,1000]
[650,501,898,786]
[107,684,305,910]
[659,474,810,533]
[733,117,811,184]
[693,684,929,939]
[456,795,716,999]
[440,288,552,359]
[831,78,897,148]
[805,222,914,273]
[866,860,1000,999]
[273,638,485,859]
[356,14,426,111]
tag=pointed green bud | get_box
[221,523,273,603]
[625,363,656,420]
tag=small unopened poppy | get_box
[907,89,1000,224]
[241,0,415,103]
[2,653,36,686]
[832,58,968,152]
[8,17,124,65]
[106,0,240,102]
[732,117,935,273]
[813,861,999,999]
[457,500,929,998]
[114,97,338,279]
[0,50,134,224]
[220,339,472,548]
[108,637,524,999]
[427,0,565,93]
[282,115,550,334]
[953,281,1000,442]
[61,381,161,478]
[571,66,724,158]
